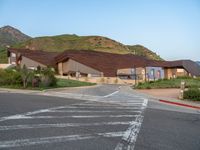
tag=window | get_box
[150,69,155,76]
[157,70,161,79]
[11,53,16,57]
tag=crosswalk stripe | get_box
[0,131,124,148]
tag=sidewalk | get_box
[135,89,200,110]
[0,87,40,94]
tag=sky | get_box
[0,0,200,61]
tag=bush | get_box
[40,67,57,87]
[183,88,200,101]
[0,69,22,86]
[177,76,192,79]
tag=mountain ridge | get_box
[0,25,31,48]
[0,25,163,63]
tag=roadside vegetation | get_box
[135,77,200,89]
[183,88,200,101]
[0,66,95,90]
[0,48,7,63]
[135,77,200,101]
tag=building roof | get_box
[55,50,149,76]
[8,48,200,77]
[148,60,200,76]
[8,48,59,67]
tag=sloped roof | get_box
[8,48,200,77]
[55,50,149,76]
[148,60,200,76]
[8,48,59,67]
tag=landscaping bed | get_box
[135,77,200,89]
[0,67,95,90]
[135,77,200,101]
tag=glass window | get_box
[11,53,16,57]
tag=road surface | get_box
[0,85,199,150]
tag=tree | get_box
[20,65,31,88]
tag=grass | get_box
[0,48,7,63]
[0,78,96,90]
[135,77,200,89]
[55,78,96,88]
[13,34,129,54]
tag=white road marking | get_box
[57,106,143,110]
[0,114,140,120]
[0,102,88,122]
[103,90,119,98]
[0,131,124,148]
[49,110,140,113]
[72,103,143,106]
[0,121,131,131]
[115,98,148,150]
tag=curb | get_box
[159,99,200,110]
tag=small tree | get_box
[20,65,31,88]
[40,67,57,87]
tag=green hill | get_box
[127,45,163,61]
[14,34,163,60]
[0,25,163,63]
[14,34,130,54]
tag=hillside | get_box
[0,25,31,63]
[127,45,163,61]
[0,25,31,48]
[14,34,130,54]
[13,34,163,60]
[0,25,163,63]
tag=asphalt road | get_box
[0,85,199,150]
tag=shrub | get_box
[0,69,22,86]
[177,76,192,79]
[40,67,57,87]
[183,88,200,101]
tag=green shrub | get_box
[177,76,192,79]
[183,88,200,101]
[40,67,57,87]
[0,69,22,86]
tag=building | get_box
[7,48,200,83]
[7,48,58,69]
[149,60,200,79]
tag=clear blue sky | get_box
[0,0,200,61]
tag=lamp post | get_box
[134,65,137,85]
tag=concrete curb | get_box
[0,84,99,94]
[159,99,200,110]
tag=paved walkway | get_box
[135,88,200,109]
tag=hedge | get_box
[183,88,200,101]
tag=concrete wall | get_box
[164,68,188,79]
[0,64,13,69]
[9,52,17,65]
[21,56,46,69]
[62,59,101,76]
